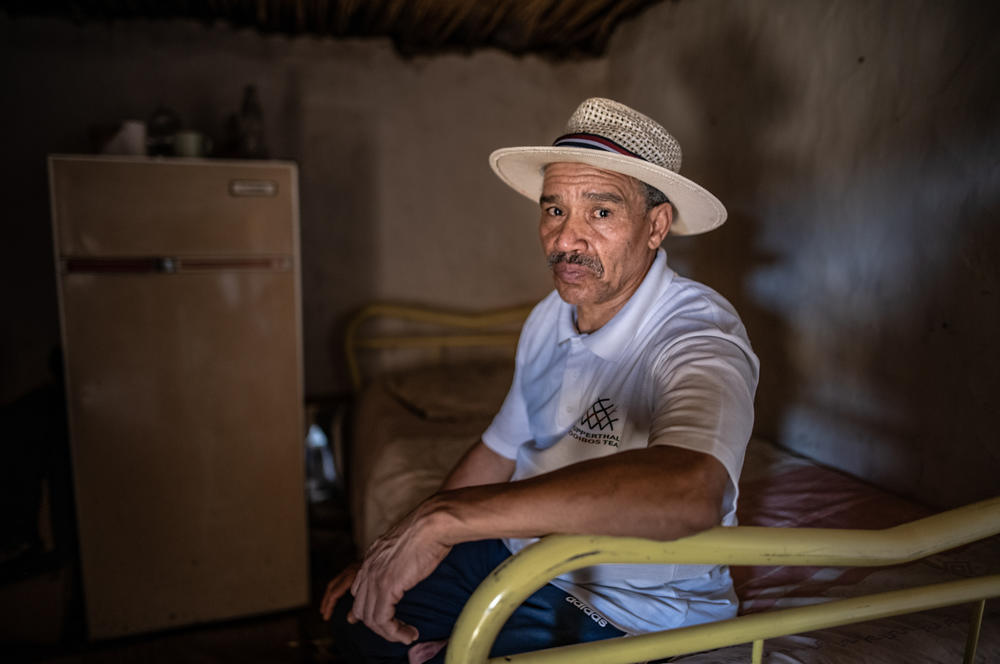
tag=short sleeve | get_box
[648,334,758,521]
[481,358,532,460]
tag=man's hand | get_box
[319,442,509,642]
[320,561,360,621]
[348,504,454,644]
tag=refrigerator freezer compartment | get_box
[49,156,298,257]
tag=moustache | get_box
[546,251,604,277]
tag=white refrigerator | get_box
[48,155,308,639]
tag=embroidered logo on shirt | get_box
[568,398,621,447]
[580,397,618,431]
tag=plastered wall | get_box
[0,17,603,404]
[607,0,1000,508]
[1,0,997,507]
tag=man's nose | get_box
[553,211,588,253]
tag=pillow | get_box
[385,361,514,421]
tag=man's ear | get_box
[647,202,673,249]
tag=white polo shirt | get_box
[481,248,759,635]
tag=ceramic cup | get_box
[103,120,147,155]
[174,130,213,158]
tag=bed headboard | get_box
[344,302,534,391]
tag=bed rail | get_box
[344,302,532,391]
[447,495,1000,664]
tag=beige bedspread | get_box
[348,363,998,662]
[349,361,513,551]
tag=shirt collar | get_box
[557,249,674,361]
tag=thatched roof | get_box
[3,0,664,58]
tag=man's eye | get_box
[595,208,611,218]
[545,206,564,216]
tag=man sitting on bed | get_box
[322,97,759,663]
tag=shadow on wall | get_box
[783,158,1000,508]
[666,19,800,447]
[667,5,1000,507]
[295,91,380,399]
[769,4,1000,508]
[853,4,1000,508]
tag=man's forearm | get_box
[440,440,516,491]
[422,445,727,546]
[343,444,727,643]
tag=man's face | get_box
[539,162,671,331]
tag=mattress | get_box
[349,361,514,552]
[705,439,1000,663]
[348,362,998,662]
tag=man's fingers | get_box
[362,588,418,644]
[319,577,346,620]
[350,573,375,628]
[409,639,448,664]
[350,562,366,597]
[319,564,359,621]
[328,520,450,643]
[395,620,420,645]
[348,565,378,626]
[369,616,419,645]
[347,580,416,644]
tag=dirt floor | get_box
[4,496,357,664]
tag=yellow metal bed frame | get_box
[344,303,999,664]
[447,497,1000,664]
[344,302,533,392]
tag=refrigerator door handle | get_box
[63,256,290,274]
[63,256,175,274]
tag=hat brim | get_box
[489,146,726,236]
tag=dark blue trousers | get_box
[329,539,625,663]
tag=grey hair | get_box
[641,181,671,212]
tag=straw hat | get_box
[489,97,726,236]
